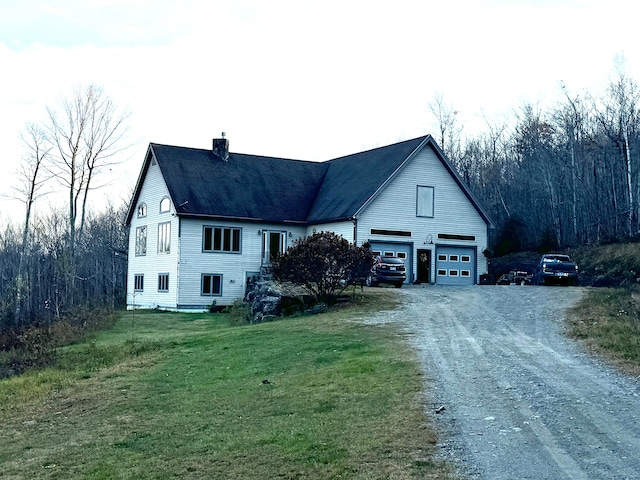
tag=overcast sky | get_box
[1,0,638,224]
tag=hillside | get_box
[488,243,640,287]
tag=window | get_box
[134,274,144,291]
[160,197,171,213]
[438,254,447,261]
[416,186,434,218]
[449,270,459,276]
[158,273,169,292]
[449,255,459,262]
[371,251,381,257]
[158,222,171,253]
[135,226,147,256]
[384,251,394,257]
[203,226,241,253]
[438,233,475,241]
[461,270,471,277]
[202,274,222,296]
[370,228,412,237]
[137,203,147,217]
[461,255,471,262]
[396,252,407,259]
[437,269,447,276]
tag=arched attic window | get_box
[137,203,147,218]
[160,197,171,213]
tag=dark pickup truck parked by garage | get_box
[535,254,579,285]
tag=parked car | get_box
[496,270,533,285]
[365,256,406,288]
[535,254,579,285]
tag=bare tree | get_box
[9,124,51,324]
[428,92,463,165]
[591,57,640,235]
[45,84,130,252]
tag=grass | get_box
[566,286,640,376]
[0,289,455,479]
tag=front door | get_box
[417,249,431,283]
[262,231,286,265]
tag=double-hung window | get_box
[203,226,241,253]
[416,185,435,218]
[158,222,171,253]
[135,226,147,256]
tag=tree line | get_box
[1,84,130,349]
[432,58,640,254]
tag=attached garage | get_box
[435,246,476,285]
[369,241,413,284]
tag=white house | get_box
[125,134,492,310]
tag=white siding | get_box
[305,221,354,242]
[177,220,306,308]
[127,160,179,309]
[356,146,488,283]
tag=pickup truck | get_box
[535,254,579,285]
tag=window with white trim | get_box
[158,222,171,253]
[383,251,394,257]
[135,226,147,256]
[396,252,407,259]
[461,270,471,277]
[201,274,222,296]
[137,203,147,217]
[449,270,459,276]
[134,274,144,291]
[461,255,471,262]
[438,254,447,261]
[449,255,459,262]
[160,197,171,213]
[416,185,435,217]
[158,273,169,292]
[437,269,447,276]
[203,226,241,253]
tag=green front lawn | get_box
[0,290,455,479]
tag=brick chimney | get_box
[212,132,229,161]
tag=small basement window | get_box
[158,273,169,292]
[134,274,144,291]
[202,274,222,296]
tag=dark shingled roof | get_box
[126,135,492,227]
[147,144,328,223]
[306,136,428,223]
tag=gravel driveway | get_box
[366,285,640,480]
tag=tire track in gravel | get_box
[365,285,640,480]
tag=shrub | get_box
[223,299,252,326]
[271,232,374,303]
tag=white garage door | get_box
[435,246,475,285]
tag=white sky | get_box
[1,0,638,224]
